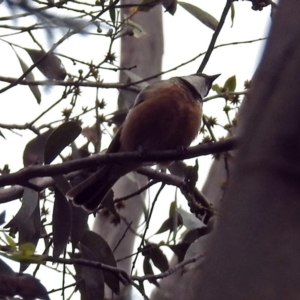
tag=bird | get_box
[67,73,220,211]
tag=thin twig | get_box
[197,0,233,73]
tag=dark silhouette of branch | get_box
[44,252,203,282]
[0,138,237,188]
[197,0,233,73]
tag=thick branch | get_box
[0,138,237,188]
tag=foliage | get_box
[0,0,273,299]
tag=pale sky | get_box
[0,1,272,298]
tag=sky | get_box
[0,0,272,298]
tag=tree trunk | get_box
[189,1,300,299]
[93,3,163,298]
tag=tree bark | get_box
[93,3,163,298]
[188,1,300,299]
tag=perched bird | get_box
[67,73,219,211]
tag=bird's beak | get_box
[209,74,221,82]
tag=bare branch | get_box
[0,138,237,188]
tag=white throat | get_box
[182,75,209,98]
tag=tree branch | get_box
[197,0,233,73]
[0,138,237,188]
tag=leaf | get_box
[125,19,147,38]
[178,2,218,31]
[143,257,158,286]
[14,274,49,300]
[70,204,89,250]
[0,258,14,275]
[4,185,39,229]
[80,231,120,295]
[80,245,105,300]
[25,48,67,80]
[169,200,176,217]
[69,174,89,250]
[176,208,205,230]
[71,252,96,300]
[12,47,41,104]
[0,130,5,139]
[109,0,116,24]
[161,0,177,15]
[53,188,72,258]
[181,227,209,244]
[224,75,236,92]
[230,3,235,27]
[18,201,41,272]
[148,246,169,273]
[19,243,35,256]
[0,211,5,226]
[4,234,16,248]
[184,160,199,191]
[44,121,81,164]
[168,243,190,262]
[23,129,53,167]
[123,70,149,89]
[106,109,128,126]
[52,174,72,195]
[155,214,182,235]
[212,83,222,94]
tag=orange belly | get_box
[120,84,202,152]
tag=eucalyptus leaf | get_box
[176,208,206,230]
[12,47,41,104]
[25,48,66,80]
[178,2,218,31]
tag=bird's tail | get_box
[67,165,118,211]
[67,162,138,211]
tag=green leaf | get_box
[25,48,67,80]
[155,214,182,235]
[23,129,53,166]
[80,231,120,295]
[53,188,72,259]
[4,234,16,248]
[4,184,39,229]
[0,130,5,139]
[12,48,41,104]
[162,0,177,15]
[0,211,6,226]
[224,75,236,92]
[19,242,35,256]
[18,201,41,272]
[109,0,116,24]
[176,208,205,230]
[80,245,105,300]
[178,2,218,31]
[143,257,158,286]
[230,3,235,27]
[125,19,147,38]
[123,70,149,89]
[148,246,169,273]
[168,243,190,262]
[212,83,222,94]
[52,174,72,195]
[44,121,81,164]
[70,203,89,250]
[169,200,176,217]
[184,160,199,191]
